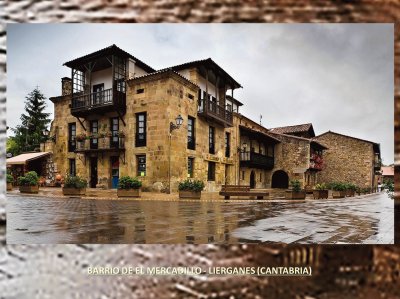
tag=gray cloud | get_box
[7,24,393,163]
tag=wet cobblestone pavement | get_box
[7,192,393,244]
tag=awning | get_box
[6,152,51,165]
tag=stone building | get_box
[46,44,380,192]
[314,131,381,189]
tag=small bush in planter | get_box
[7,174,14,191]
[63,175,87,196]
[178,179,205,199]
[331,182,346,198]
[118,176,142,189]
[64,175,87,189]
[313,183,328,199]
[18,171,39,193]
[345,183,356,197]
[117,176,142,197]
[285,180,306,199]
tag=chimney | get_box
[61,77,72,96]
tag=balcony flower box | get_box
[178,179,205,199]
[19,185,39,194]
[117,176,142,198]
[62,175,87,196]
[179,190,202,199]
[285,190,306,200]
[18,171,39,194]
[285,180,306,200]
[313,183,328,199]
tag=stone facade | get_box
[314,131,380,188]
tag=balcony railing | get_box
[240,151,274,170]
[75,137,125,152]
[71,88,126,117]
[198,98,233,127]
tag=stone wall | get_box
[270,134,311,188]
[314,132,376,188]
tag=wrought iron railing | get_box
[75,137,125,151]
[71,88,125,111]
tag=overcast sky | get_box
[7,24,393,163]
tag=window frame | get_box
[135,112,147,147]
[187,116,196,150]
[209,126,215,154]
[137,155,146,177]
[207,161,216,181]
[68,122,76,152]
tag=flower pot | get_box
[7,182,13,191]
[346,190,355,197]
[285,191,306,200]
[19,185,39,194]
[62,187,86,196]
[313,190,328,199]
[179,190,202,199]
[117,188,141,198]
[332,191,346,198]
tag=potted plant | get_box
[62,175,87,196]
[331,182,346,198]
[313,183,328,199]
[178,179,205,199]
[345,183,356,197]
[18,171,39,194]
[7,174,14,191]
[76,133,86,149]
[117,176,142,197]
[285,180,306,200]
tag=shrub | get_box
[7,174,14,183]
[346,183,357,191]
[118,176,142,189]
[384,181,394,199]
[178,179,205,192]
[314,183,327,190]
[17,171,39,186]
[64,175,87,189]
[289,180,302,192]
[330,182,346,191]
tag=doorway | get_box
[90,157,98,188]
[111,156,119,189]
[271,170,289,188]
[250,170,256,189]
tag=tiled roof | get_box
[165,58,242,89]
[381,166,394,176]
[63,44,156,73]
[127,68,199,88]
[269,123,314,134]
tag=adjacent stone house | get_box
[314,131,381,189]
[45,44,380,192]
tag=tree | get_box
[11,88,51,153]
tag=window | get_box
[135,112,147,147]
[188,117,195,150]
[209,126,215,154]
[225,132,230,157]
[136,88,144,94]
[267,145,274,157]
[188,157,194,178]
[137,155,146,176]
[68,123,76,152]
[92,83,104,105]
[110,117,119,148]
[69,159,76,176]
[208,161,215,181]
[188,93,194,100]
[90,120,98,149]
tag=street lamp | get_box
[42,128,49,151]
[167,114,184,194]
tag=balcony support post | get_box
[76,117,86,131]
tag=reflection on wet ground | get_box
[7,193,393,244]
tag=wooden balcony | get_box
[75,137,125,153]
[240,151,274,170]
[71,88,126,117]
[198,98,233,127]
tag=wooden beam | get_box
[76,117,86,131]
